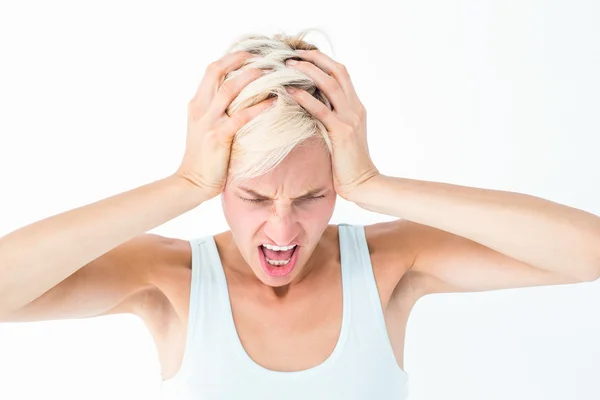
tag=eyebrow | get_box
[238,186,329,200]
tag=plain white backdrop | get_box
[1,0,599,399]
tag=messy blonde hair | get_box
[222,29,334,185]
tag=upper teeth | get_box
[262,244,296,251]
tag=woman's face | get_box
[221,140,336,287]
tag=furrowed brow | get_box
[238,187,271,199]
[295,188,329,199]
[238,186,329,200]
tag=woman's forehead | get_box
[235,183,331,200]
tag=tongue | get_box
[262,246,295,261]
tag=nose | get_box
[263,204,298,245]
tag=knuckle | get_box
[329,81,343,95]
[234,110,254,126]
[220,80,237,96]
[315,104,330,120]
[336,62,349,75]
[227,112,243,126]
[207,61,221,74]
[358,105,366,117]
[237,50,254,60]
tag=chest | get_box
[148,255,419,381]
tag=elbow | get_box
[578,268,600,283]
[588,266,600,282]
[577,254,600,282]
[572,235,600,282]
[589,242,600,281]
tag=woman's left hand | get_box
[284,50,380,202]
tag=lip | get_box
[257,244,301,277]
[259,242,301,247]
[257,243,301,252]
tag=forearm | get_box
[0,174,209,313]
[354,174,600,281]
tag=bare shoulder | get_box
[147,234,193,272]
[362,219,427,304]
[136,235,193,322]
[99,233,193,318]
[363,219,416,273]
[98,233,194,320]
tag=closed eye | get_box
[297,194,326,203]
[239,195,326,204]
[240,197,267,204]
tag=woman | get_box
[1,31,599,399]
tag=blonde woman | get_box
[1,31,599,399]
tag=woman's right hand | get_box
[175,50,276,200]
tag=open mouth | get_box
[258,245,300,277]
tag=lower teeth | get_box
[266,258,291,266]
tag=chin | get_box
[259,275,295,288]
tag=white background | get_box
[1,0,599,399]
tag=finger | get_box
[287,88,341,133]
[190,51,257,108]
[286,58,348,113]
[207,67,266,119]
[217,97,278,145]
[293,50,360,104]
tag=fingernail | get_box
[286,59,297,66]
[296,50,306,53]
[286,87,295,94]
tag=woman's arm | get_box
[280,48,600,290]
[0,50,273,317]
[0,174,208,315]
[354,174,600,288]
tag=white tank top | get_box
[160,223,409,399]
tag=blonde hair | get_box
[221,29,334,185]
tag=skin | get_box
[219,137,337,295]
[1,47,598,390]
